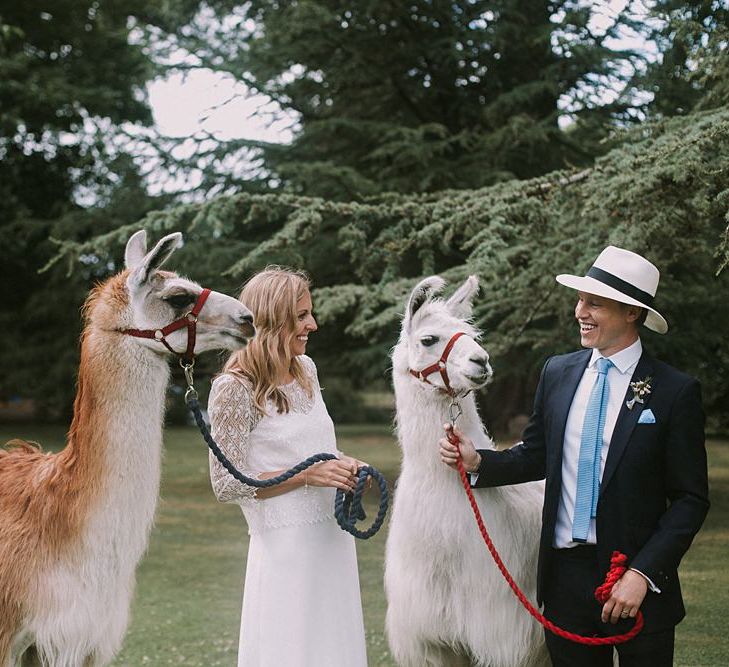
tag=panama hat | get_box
[556,246,668,334]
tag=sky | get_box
[147,69,295,144]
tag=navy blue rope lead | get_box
[187,396,389,539]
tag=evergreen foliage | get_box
[59,107,729,430]
[158,1,646,198]
[637,0,729,116]
[5,2,728,429]
[0,1,211,416]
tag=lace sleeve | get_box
[207,374,262,505]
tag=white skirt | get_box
[238,518,367,667]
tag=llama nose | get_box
[234,308,253,325]
[236,311,255,337]
[470,355,489,368]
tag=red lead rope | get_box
[450,433,644,645]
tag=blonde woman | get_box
[207,267,367,667]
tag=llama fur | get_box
[0,231,253,666]
[385,275,549,667]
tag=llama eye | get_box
[165,294,195,310]
[420,335,439,347]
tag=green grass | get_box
[1,424,727,666]
[675,439,729,667]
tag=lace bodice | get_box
[207,356,340,534]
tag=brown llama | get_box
[0,230,254,666]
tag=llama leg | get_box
[422,642,473,667]
[18,646,41,667]
[17,646,101,667]
[6,632,35,667]
[1,618,24,667]
[388,636,429,667]
[82,653,104,667]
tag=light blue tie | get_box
[572,357,613,543]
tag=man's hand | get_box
[439,424,481,473]
[600,569,648,624]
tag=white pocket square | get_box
[638,409,655,424]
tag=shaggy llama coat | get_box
[385,276,549,667]
[0,231,253,666]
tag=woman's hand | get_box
[305,459,358,492]
[338,454,363,472]
[439,424,481,473]
[338,454,373,490]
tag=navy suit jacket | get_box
[475,349,710,631]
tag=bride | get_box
[207,266,368,666]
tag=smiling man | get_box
[439,246,710,666]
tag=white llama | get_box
[0,230,254,667]
[385,275,549,667]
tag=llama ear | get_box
[404,276,446,331]
[128,232,183,286]
[445,275,479,318]
[124,230,147,270]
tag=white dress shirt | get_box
[552,338,659,592]
[553,338,642,548]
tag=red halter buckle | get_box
[409,331,467,396]
[122,288,211,364]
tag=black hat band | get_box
[586,267,654,307]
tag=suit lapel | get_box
[549,351,591,470]
[600,352,655,496]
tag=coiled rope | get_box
[450,430,644,645]
[187,394,388,539]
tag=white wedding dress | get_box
[208,356,367,667]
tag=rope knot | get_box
[594,550,629,604]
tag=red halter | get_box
[122,288,211,365]
[409,331,467,396]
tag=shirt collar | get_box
[589,338,642,375]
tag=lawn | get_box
[1,423,727,666]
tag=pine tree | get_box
[0,1,215,416]
[167,1,644,198]
[60,107,729,431]
[636,0,729,116]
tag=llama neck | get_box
[63,328,169,536]
[393,366,491,474]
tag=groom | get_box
[440,246,709,666]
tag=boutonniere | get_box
[626,376,652,410]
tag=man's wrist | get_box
[467,451,482,473]
[629,567,661,594]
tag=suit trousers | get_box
[542,546,675,667]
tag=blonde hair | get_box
[222,266,313,415]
